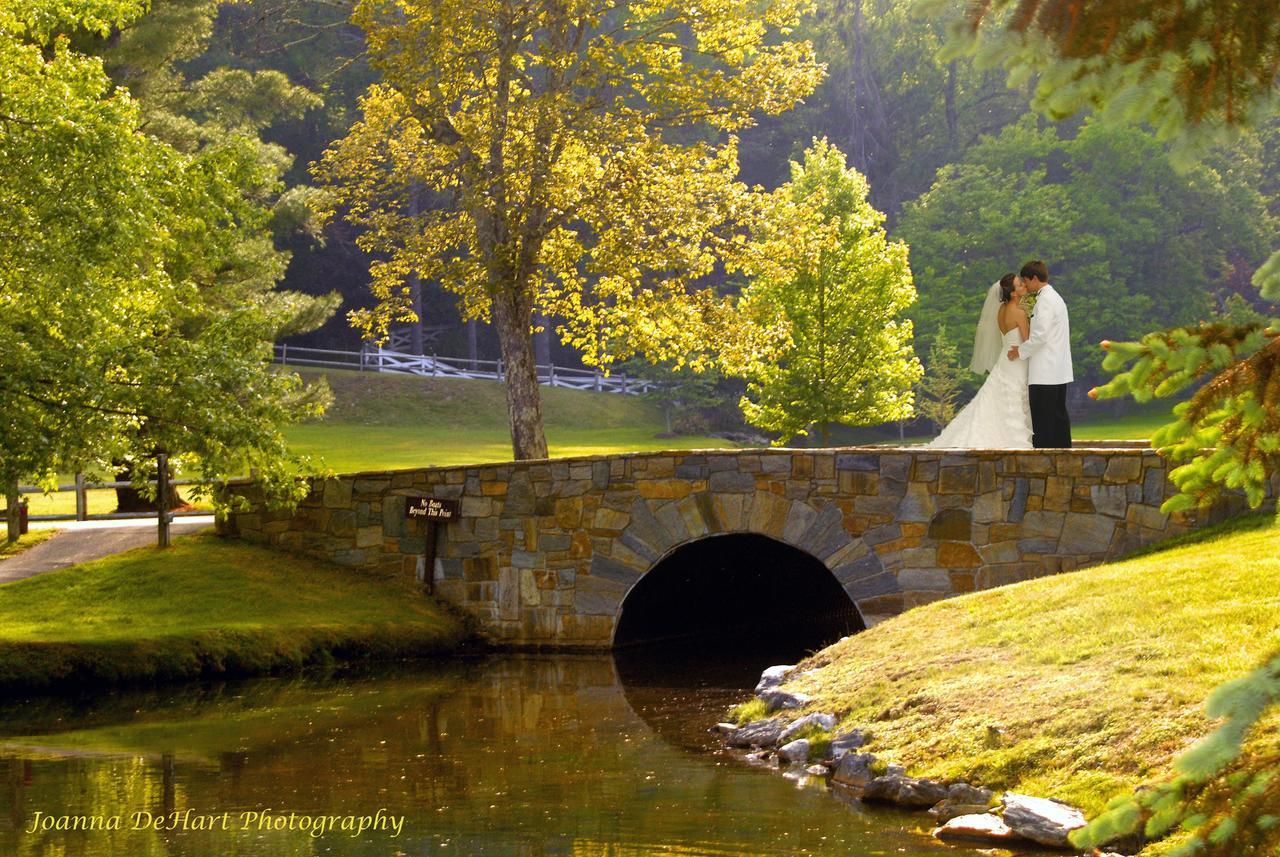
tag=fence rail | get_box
[274,344,654,395]
[6,475,208,523]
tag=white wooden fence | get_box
[274,344,654,395]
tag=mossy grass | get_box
[0,532,470,691]
[731,698,771,725]
[785,513,1280,817]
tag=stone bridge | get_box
[220,446,1237,647]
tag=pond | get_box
[0,651,1012,856]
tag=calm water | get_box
[0,654,1007,856]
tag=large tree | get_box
[0,0,332,538]
[315,0,823,460]
[730,139,922,445]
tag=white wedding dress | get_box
[928,325,1033,449]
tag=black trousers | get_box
[1029,384,1072,449]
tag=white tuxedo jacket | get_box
[1017,284,1074,385]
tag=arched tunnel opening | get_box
[613,533,864,668]
[612,534,866,746]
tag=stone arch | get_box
[610,530,867,647]
[571,490,892,645]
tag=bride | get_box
[927,273,1034,449]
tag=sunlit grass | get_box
[0,529,58,558]
[786,514,1280,816]
[0,533,467,689]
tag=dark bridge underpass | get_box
[612,534,865,652]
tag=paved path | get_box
[0,517,215,583]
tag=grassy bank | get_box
[0,530,58,559]
[0,533,469,691]
[779,514,1280,818]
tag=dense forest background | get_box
[166,0,1278,432]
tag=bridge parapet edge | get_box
[218,446,1256,647]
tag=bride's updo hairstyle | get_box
[998,272,1018,303]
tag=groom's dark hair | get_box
[1020,260,1049,282]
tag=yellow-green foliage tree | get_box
[731,139,921,446]
[315,0,823,460]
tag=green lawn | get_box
[774,514,1280,819]
[288,368,733,469]
[0,533,468,690]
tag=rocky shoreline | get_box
[713,664,1127,855]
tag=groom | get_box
[1006,260,1073,448]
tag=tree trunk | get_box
[945,60,959,147]
[408,188,425,356]
[4,477,18,543]
[114,459,181,513]
[491,292,549,460]
[409,275,424,356]
[467,319,479,370]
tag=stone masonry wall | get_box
[219,447,1236,647]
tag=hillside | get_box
[780,514,1280,818]
[285,368,734,471]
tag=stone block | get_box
[839,470,880,495]
[898,568,953,591]
[781,501,818,544]
[911,458,939,482]
[938,464,977,494]
[708,470,755,492]
[1008,478,1029,523]
[675,462,709,480]
[574,575,629,616]
[938,541,982,568]
[1016,454,1052,475]
[1090,484,1127,518]
[329,509,357,537]
[897,484,937,522]
[833,552,886,587]
[592,507,630,531]
[498,567,521,621]
[844,570,899,603]
[1082,455,1107,477]
[1143,467,1167,505]
[880,455,911,482]
[322,478,352,509]
[1128,504,1169,530]
[460,496,493,518]
[979,540,1020,563]
[1043,477,1072,512]
[900,546,938,567]
[977,461,998,493]
[355,524,378,550]
[1059,513,1116,556]
[760,455,791,474]
[836,453,878,472]
[928,508,972,541]
[973,490,1005,524]
[1104,456,1142,483]
[637,480,693,500]
[1020,510,1065,539]
[588,554,642,585]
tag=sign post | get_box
[405,496,460,594]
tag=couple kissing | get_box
[928,260,1073,450]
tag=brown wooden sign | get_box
[405,496,460,521]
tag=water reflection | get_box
[0,656,998,856]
